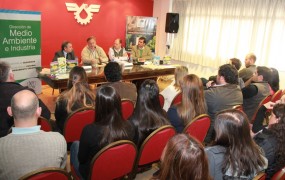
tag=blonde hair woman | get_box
[160,66,188,111]
[167,74,207,132]
[55,82,95,133]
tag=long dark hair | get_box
[269,103,285,171]
[214,109,266,177]
[156,134,211,180]
[269,67,279,93]
[130,79,169,145]
[67,66,88,89]
[95,86,131,146]
[177,74,207,125]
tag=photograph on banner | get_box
[126,16,157,52]
[0,9,42,94]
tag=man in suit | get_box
[52,41,76,62]
[131,37,153,61]
[239,53,257,83]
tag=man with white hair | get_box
[0,90,67,179]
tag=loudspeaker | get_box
[165,13,179,33]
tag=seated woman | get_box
[152,134,211,180]
[70,86,135,179]
[129,79,170,146]
[67,66,88,89]
[160,66,188,111]
[253,103,285,179]
[167,74,207,133]
[205,109,267,180]
[55,82,95,133]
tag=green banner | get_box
[0,20,40,58]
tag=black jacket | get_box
[0,82,51,137]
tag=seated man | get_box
[239,53,257,83]
[0,90,67,179]
[52,41,76,62]
[108,38,128,61]
[131,37,152,61]
[242,66,271,121]
[103,62,137,104]
[0,62,51,137]
[204,64,243,143]
[81,36,108,66]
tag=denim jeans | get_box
[70,141,84,179]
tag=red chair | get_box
[251,95,272,123]
[272,166,285,180]
[159,94,165,108]
[38,117,52,132]
[253,172,266,180]
[132,125,176,177]
[121,99,134,120]
[182,114,211,143]
[89,140,137,180]
[170,92,182,106]
[271,89,283,103]
[63,107,95,143]
[19,167,71,180]
[232,105,243,112]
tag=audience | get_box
[160,66,188,111]
[52,41,76,62]
[242,66,271,121]
[205,109,267,179]
[152,134,211,180]
[239,53,257,83]
[108,38,129,61]
[0,90,67,179]
[253,103,285,179]
[55,82,95,133]
[67,66,88,90]
[129,79,169,146]
[167,74,207,133]
[104,62,137,104]
[70,86,135,179]
[0,62,51,137]
[204,64,243,143]
[269,67,280,94]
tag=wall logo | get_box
[65,3,100,25]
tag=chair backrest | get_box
[272,166,285,180]
[170,92,182,106]
[271,89,283,103]
[89,140,137,180]
[136,125,176,167]
[251,95,272,123]
[19,167,70,180]
[121,99,134,120]
[38,117,52,132]
[63,107,95,143]
[159,94,165,108]
[253,172,266,180]
[232,105,243,112]
[182,114,211,143]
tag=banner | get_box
[0,9,42,94]
[126,16,157,52]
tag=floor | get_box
[37,78,172,179]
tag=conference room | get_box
[1,0,285,179]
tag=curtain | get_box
[171,0,285,70]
